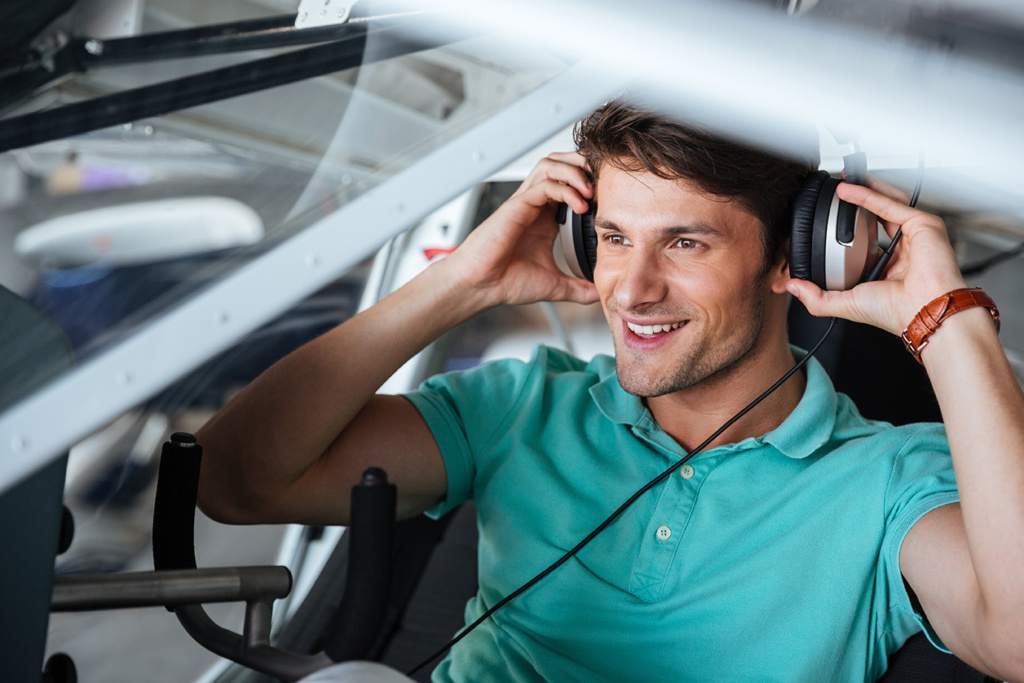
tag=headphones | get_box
[557,151,880,291]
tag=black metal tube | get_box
[323,467,397,662]
[243,599,274,648]
[71,14,371,68]
[0,19,453,154]
[175,604,332,681]
[51,566,292,612]
[0,10,426,112]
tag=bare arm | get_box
[787,181,1024,680]
[196,153,598,527]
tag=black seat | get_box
[878,633,998,683]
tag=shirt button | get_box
[680,464,695,479]
[656,525,672,541]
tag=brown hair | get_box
[574,99,819,269]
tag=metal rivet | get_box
[10,436,28,452]
[218,312,230,324]
[116,372,133,386]
[395,203,405,213]
[471,151,484,163]
[551,103,562,114]
[305,254,321,267]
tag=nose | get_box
[608,247,668,312]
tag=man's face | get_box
[592,165,787,398]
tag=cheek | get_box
[678,267,760,321]
[591,260,620,302]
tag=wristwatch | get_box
[901,287,1000,364]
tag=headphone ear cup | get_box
[789,171,832,288]
[579,204,597,282]
[558,201,598,281]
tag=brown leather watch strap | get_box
[901,287,1000,364]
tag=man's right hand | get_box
[439,151,599,310]
[196,151,599,528]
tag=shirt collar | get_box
[589,346,837,460]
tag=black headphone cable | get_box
[407,318,837,676]
[864,156,923,282]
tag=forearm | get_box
[922,308,1024,625]
[196,259,491,520]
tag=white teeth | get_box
[627,321,683,335]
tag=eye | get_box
[674,238,700,249]
[604,234,631,246]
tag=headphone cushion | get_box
[789,170,831,282]
[581,208,597,282]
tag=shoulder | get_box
[831,390,947,452]
[413,345,609,408]
[423,344,605,388]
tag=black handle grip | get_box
[153,432,202,575]
[323,467,396,662]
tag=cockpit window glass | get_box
[1,24,568,369]
[0,287,74,416]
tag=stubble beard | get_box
[611,293,768,399]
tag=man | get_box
[196,100,1024,682]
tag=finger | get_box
[785,278,869,325]
[520,177,591,215]
[835,182,923,227]
[553,275,600,305]
[521,154,593,199]
[546,151,587,167]
[877,215,904,241]
[863,175,911,204]
[545,151,594,178]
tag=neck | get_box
[646,334,806,453]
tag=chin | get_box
[613,339,759,398]
[614,359,698,398]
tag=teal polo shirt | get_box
[404,345,958,682]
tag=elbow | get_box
[196,472,256,525]
[995,654,1024,683]
[1006,641,1024,683]
[975,612,1024,683]
[195,439,265,525]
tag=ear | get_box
[768,240,792,294]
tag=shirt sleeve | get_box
[403,352,540,519]
[879,423,960,652]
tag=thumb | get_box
[786,279,848,319]
[558,276,600,305]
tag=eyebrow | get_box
[594,218,725,239]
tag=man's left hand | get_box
[785,177,968,335]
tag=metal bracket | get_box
[296,0,359,29]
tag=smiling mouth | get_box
[625,321,684,335]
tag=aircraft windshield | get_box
[1,27,566,365]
